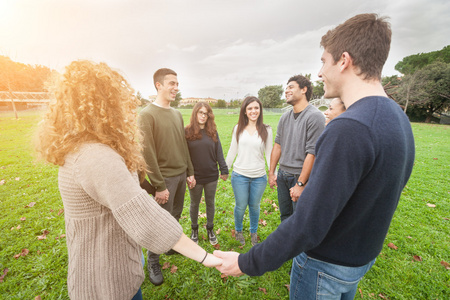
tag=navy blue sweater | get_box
[239,96,415,275]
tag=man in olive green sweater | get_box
[139,68,195,286]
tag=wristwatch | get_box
[297,181,304,187]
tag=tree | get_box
[216,99,227,108]
[382,75,402,102]
[395,45,450,75]
[136,91,150,107]
[312,81,324,99]
[171,92,182,107]
[0,55,53,92]
[258,85,283,108]
[396,61,450,122]
[229,99,242,108]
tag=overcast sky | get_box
[1,0,449,100]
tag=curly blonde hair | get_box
[36,60,146,176]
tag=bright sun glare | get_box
[0,1,15,19]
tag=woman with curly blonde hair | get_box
[36,60,221,300]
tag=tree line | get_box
[2,46,449,123]
[0,56,54,92]
[384,45,449,122]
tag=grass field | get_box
[0,108,449,299]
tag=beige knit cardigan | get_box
[58,143,183,299]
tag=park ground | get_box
[0,109,449,299]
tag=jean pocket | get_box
[317,271,362,296]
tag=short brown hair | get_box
[287,75,312,101]
[153,68,177,89]
[320,13,391,81]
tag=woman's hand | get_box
[187,175,196,189]
[202,253,223,267]
[220,174,229,181]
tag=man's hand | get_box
[187,175,196,189]
[213,250,244,277]
[220,174,229,181]
[155,189,169,204]
[268,173,277,189]
[289,184,304,202]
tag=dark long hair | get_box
[235,96,268,144]
[185,102,218,142]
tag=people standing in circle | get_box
[185,102,229,246]
[226,96,273,246]
[324,97,346,125]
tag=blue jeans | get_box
[131,288,143,300]
[277,169,299,222]
[231,172,267,233]
[290,252,376,300]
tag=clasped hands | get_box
[269,172,304,202]
[203,250,244,277]
[187,175,196,189]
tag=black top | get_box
[239,96,415,275]
[187,130,228,185]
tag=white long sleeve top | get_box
[226,125,273,178]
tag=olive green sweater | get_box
[139,104,194,191]
[58,143,183,299]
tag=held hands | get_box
[268,173,277,189]
[187,175,196,189]
[201,252,223,267]
[155,189,169,204]
[220,174,229,181]
[213,250,244,277]
[289,185,304,202]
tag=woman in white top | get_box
[226,96,273,246]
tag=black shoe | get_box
[148,262,163,286]
[191,226,199,244]
[207,227,218,245]
[165,249,179,255]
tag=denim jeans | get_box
[290,252,376,300]
[231,171,267,233]
[189,180,218,228]
[131,288,143,300]
[131,252,145,300]
[277,169,300,222]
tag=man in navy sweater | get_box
[214,13,415,300]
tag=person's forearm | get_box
[172,234,222,267]
[298,153,315,184]
[172,234,207,262]
[269,143,281,174]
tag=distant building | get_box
[148,95,157,103]
[179,97,218,106]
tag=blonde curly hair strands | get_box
[36,60,147,175]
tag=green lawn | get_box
[0,109,448,299]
